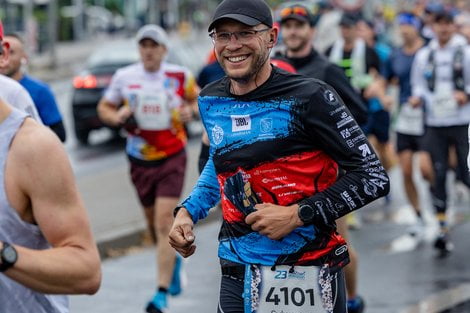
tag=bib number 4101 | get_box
[265,287,315,307]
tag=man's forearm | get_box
[2,244,101,295]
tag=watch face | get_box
[300,204,315,221]
[3,246,17,263]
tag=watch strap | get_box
[173,205,184,218]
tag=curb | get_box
[97,205,221,260]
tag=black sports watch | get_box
[173,205,184,218]
[0,242,18,272]
[297,203,316,224]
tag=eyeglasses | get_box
[279,6,309,18]
[209,28,271,45]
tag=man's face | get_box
[138,38,166,72]
[433,20,456,44]
[281,19,313,53]
[399,24,419,43]
[0,41,9,69]
[340,24,357,43]
[357,21,374,43]
[0,36,23,77]
[213,20,274,83]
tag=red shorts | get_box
[130,150,187,207]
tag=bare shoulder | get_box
[10,118,67,167]
[14,118,62,152]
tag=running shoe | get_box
[169,254,184,296]
[408,219,425,239]
[434,232,454,257]
[347,295,365,313]
[146,291,167,313]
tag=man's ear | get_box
[268,27,279,48]
[0,42,10,68]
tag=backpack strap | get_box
[425,48,436,92]
[453,45,465,91]
[426,45,465,92]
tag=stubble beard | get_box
[286,36,307,53]
[223,50,268,84]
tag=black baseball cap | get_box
[208,0,273,32]
[339,12,360,26]
[279,4,317,26]
[434,10,454,23]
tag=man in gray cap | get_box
[169,0,389,312]
[97,24,199,313]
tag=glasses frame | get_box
[209,28,271,45]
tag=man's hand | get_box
[115,106,133,126]
[169,208,196,258]
[454,90,469,106]
[179,105,195,123]
[245,203,303,240]
[408,96,423,108]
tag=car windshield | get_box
[86,40,184,70]
[87,42,139,68]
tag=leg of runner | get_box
[336,216,364,313]
[399,150,421,214]
[419,151,434,184]
[398,148,425,237]
[146,152,187,313]
[453,126,470,189]
[147,197,179,313]
[143,206,157,244]
[425,127,453,257]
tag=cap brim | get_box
[208,13,261,32]
[280,14,310,25]
[137,36,167,46]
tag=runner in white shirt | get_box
[0,20,41,121]
[97,24,199,313]
[410,11,470,256]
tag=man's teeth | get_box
[228,56,247,62]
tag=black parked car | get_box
[71,40,192,145]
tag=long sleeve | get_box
[181,149,221,224]
[300,83,390,226]
[324,64,368,125]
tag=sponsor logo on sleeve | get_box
[324,89,338,105]
[358,143,372,157]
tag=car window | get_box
[87,43,139,68]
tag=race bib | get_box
[133,91,171,130]
[245,265,335,313]
[394,102,425,136]
[431,87,458,119]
